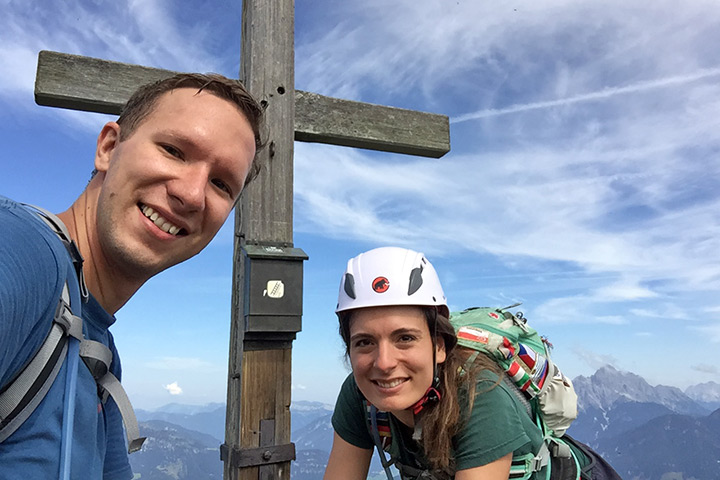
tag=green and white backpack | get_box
[451,305,579,479]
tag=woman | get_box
[324,247,621,480]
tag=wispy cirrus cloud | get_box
[293,0,720,338]
[452,67,720,123]
[0,0,235,122]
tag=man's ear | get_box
[95,122,121,173]
[435,336,447,365]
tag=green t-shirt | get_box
[331,371,548,477]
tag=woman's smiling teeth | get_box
[140,205,182,235]
[375,378,406,389]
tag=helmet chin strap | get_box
[410,381,441,441]
[411,382,441,415]
[411,307,442,440]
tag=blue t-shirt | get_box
[0,196,132,479]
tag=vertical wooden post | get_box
[224,0,295,479]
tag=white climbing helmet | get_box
[336,247,448,317]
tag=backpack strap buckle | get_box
[54,285,84,341]
[531,442,550,471]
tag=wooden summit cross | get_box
[34,1,450,479]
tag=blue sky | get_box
[1,0,719,409]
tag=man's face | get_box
[94,88,256,280]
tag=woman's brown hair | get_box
[419,310,501,475]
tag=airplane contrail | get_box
[451,67,720,124]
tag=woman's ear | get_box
[435,336,447,365]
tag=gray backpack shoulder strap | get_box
[80,339,146,452]
[0,205,146,452]
[26,204,89,302]
[0,284,83,442]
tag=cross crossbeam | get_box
[35,50,450,158]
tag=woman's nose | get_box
[374,342,398,371]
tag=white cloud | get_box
[163,381,183,395]
[691,364,720,375]
[0,0,229,121]
[593,279,658,301]
[629,306,690,321]
[572,348,618,371]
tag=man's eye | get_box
[212,179,232,196]
[162,144,183,158]
[398,335,416,343]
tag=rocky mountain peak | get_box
[685,381,720,402]
[573,364,705,415]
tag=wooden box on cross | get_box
[242,244,308,349]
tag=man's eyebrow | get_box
[156,130,193,144]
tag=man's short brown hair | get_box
[116,73,265,186]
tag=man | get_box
[0,73,263,479]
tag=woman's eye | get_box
[353,339,372,349]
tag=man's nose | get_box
[374,342,398,372]
[168,165,208,212]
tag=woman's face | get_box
[348,305,446,422]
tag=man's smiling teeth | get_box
[140,205,181,235]
[376,379,405,388]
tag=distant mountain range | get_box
[130,420,223,480]
[128,366,720,479]
[567,365,720,480]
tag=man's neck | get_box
[57,186,141,315]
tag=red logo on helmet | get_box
[372,277,390,293]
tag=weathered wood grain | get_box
[226,0,295,479]
[295,90,449,158]
[34,50,174,115]
[35,50,450,158]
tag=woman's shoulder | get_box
[338,373,362,398]
[452,367,543,471]
[331,373,375,450]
